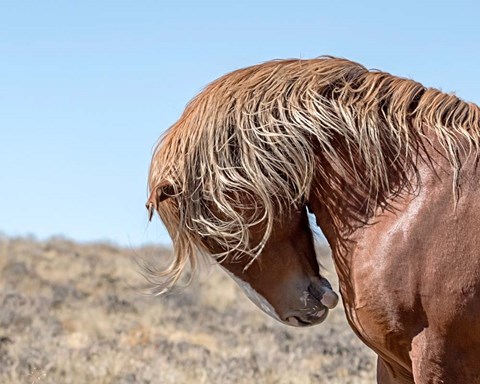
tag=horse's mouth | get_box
[285,307,329,327]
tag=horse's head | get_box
[146,59,355,327]
[217,206,339,327]
[147,182,339,327]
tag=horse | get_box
[146,57,480,383]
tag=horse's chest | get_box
[342,279,417,361]
[341,208,480,367]
[338,246,423,364]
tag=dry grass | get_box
[0,235,375,383]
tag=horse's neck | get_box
[308,133,461,292]
[309,123,463,246]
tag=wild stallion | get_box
[146,57,480,383]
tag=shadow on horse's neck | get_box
[307,158,415,296]
[307,132,419,252]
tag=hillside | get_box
[0,236,375,383]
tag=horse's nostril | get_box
[319,277,333,290]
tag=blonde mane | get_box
[147,57,480,293]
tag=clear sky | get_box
[1,1,479,247]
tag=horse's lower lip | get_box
[286,316,313,327]
[285,308,328,327]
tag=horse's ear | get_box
[146,181,174,221]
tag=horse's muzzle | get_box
[282,278,339,327]
[309,277,339,309]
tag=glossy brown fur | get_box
[147,57,480,383]
[309,129,480,382]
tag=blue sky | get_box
[1,1,479,247]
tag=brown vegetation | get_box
[0,235,375,383]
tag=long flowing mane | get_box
[147,56,480,293]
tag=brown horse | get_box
[146,57,480,383]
